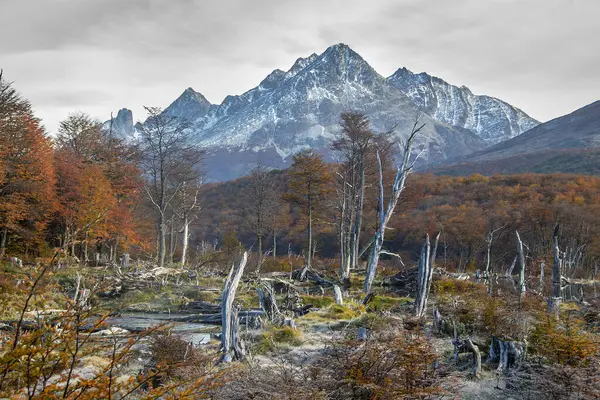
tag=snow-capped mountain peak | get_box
[111,43,540,180]
[163,87,213,122]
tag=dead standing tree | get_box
[548,224,564,316]
[176,178,202,266]
[516,231,527,302]
[221,252,248,362]
[363,116,424,295]
[414,232,439,318]
[332,112,374,283]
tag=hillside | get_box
[432,100,600,176]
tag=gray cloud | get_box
[0,0,598,133]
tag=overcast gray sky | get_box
[1,0,598,133]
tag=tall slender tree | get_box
[241,164,278,273]
[284,150,332,276]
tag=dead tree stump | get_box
[221,252,247,362]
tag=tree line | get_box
[0,73,204,266]
[3,70,600,283]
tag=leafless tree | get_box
[176,178,202,266]
[548,224,564,316]
[332,112,374,282]
[241,163,279,273]
[363,116,425,294]
[138,107,203,268]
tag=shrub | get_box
[321,328,442,399]
[530,315,599,366]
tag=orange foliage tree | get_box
[283,149,333,270]
[0,74,55,256]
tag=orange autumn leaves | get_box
[0,74,147,257]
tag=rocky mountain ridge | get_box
[106,43,540,180]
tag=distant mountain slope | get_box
[467,100,600,161]
[431,101,600,176]
[388,68,539,144]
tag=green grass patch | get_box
[321,303,365,320]
[366,296,412,312]
[301,294,335,308]
[254,325,303,354]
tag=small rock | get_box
[91,326,130,336]
[357,327,370,341]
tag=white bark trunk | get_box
[363,120,422,294]
[548,224,563,317]
[516,231,527,300]
[333,284,343,305]
[414,235,432,318]
[181,215,190,266]
[221,252,247,362]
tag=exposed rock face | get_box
[388,68,539,144]
[163,87,214,123]
[105,108,134,138]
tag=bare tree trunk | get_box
[333,284,343,305]
[431,232,440,270]
[113,236,119,264]
[256,234,263,274]
[465,338,482,378]
[307,192,312,269]
[0,226,7,258]
[349,159,365,270]
[414,235,432,318]
[83,229,89,263]
[168,217,176,264]
[539,261,545,294]
[257,281,280,322]
[158,214,166,268]
[516,231,527,302]
[221,252,247,362]
[71,228,76,259]
[181,214,190,266]
[339,182,352,282]
[363,118,423,295]
[273,228,277,259]
[548,224,563,317]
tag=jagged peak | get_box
[115,108,132,118]
[178,87,211,105]
[258,69,286,89]
[320,43,362,60]
[389,66,414,78]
